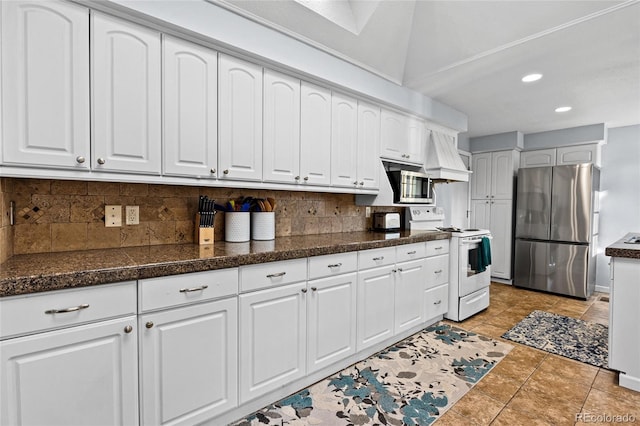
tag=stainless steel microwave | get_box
[386,170,434,204]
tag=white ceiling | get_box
[217,0,640,138]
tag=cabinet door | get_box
[307,273,357,373]
[357,265,395,351]
[471,153,492,199]
[556,144,600,166]
[263,70,301,184]
[1,0,90,170]
[139,298,237,425]
[218,54,263,181]
[239,282,306,403]
[394,258,427,334]
[490,199,513,279]
[331,92,358,188]
[470,199,491,230]
[163,36,218,178]
[520,149,556,168]
[92,13,161,174]
[406,117,425,166]
[1,317,138,426]
[491,151,515,199]
[425,283,449,321]
[300,82,332,186]
[380,109,407,162]
[356,101,380,190]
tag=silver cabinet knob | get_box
[223,169,229,175]
[295,176,300,181]
[210,168,216,174]
[124,325,133,334]
[304,176,309,181]
[353,181,358,185]
[311,287,317,292]
[76,156,85,164]
[406,154,410,159]
[359,181,364,186]
[97,158,106,165]
[145,321,154,329]
[301,288,308,293]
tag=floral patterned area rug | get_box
[501,310,608,368]
[232,323,512,426]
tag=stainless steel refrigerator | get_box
[514,164,599,299]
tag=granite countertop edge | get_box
[605,232,640,260]
[1,231,450,298]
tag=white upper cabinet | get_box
[300,82,332,186]
[406,116,425,166]
[331,92,358,188]
[471,153,492,199]
[263,70,301,184]
[1,0,90,170]
[380,109,422,165]
[218,54,263,182]
[356,101,380,190]
[471,150,517,200]
[92,12,161,174]
[520,148,557,168]
[556,144,601,167]
[162,36,218,179]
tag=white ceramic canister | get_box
[225,212,250,242]
[251,211,275,240]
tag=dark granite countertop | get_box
[0,230,449,297]
[605,232,640,260]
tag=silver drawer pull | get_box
[267,272,286,278]
[45,304,89,314]
[179,285,209,293]
[407,251,417,255]
[372,256,384,261]
[328,263,342,268]
[434,300,442,305]
[434,269,443,274]
[434,246,444,250]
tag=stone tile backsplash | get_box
[1,178,401,257]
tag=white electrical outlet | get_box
[365,206,371,218]
[126,206,139,225]
[105,205,122,227]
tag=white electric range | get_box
[445,228,493,321]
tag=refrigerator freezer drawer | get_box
[514,240,590,298]
[458,287,490,321]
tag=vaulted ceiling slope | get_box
[217,0,640,138]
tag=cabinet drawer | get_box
[138,268,238,312]
[0,282,136,339]
[459,287,490,320]
[425,283,449,320]
[240,258,307,292]
[425,255,449,288]
[426,240,449,257]
[358,246,396,270]
[396,242,426,263]
[308,252,358,280]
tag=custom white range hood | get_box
[423,131,470,182]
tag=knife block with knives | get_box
[196,196,216,245]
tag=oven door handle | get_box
[462,236,493,244]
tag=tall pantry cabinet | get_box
[470,150,520,280]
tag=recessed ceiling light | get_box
[555,106,572,113]
[522,73,543,83]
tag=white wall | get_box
[596,124,640,291]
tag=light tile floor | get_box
[439,282,640,426]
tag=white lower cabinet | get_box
[239,282,307,403]
[0,282,138,426]
[357,264,396,351]
[307,272,357,373]
[425,284,449,320]
[394,258,427,334]
[139,298,238,425]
